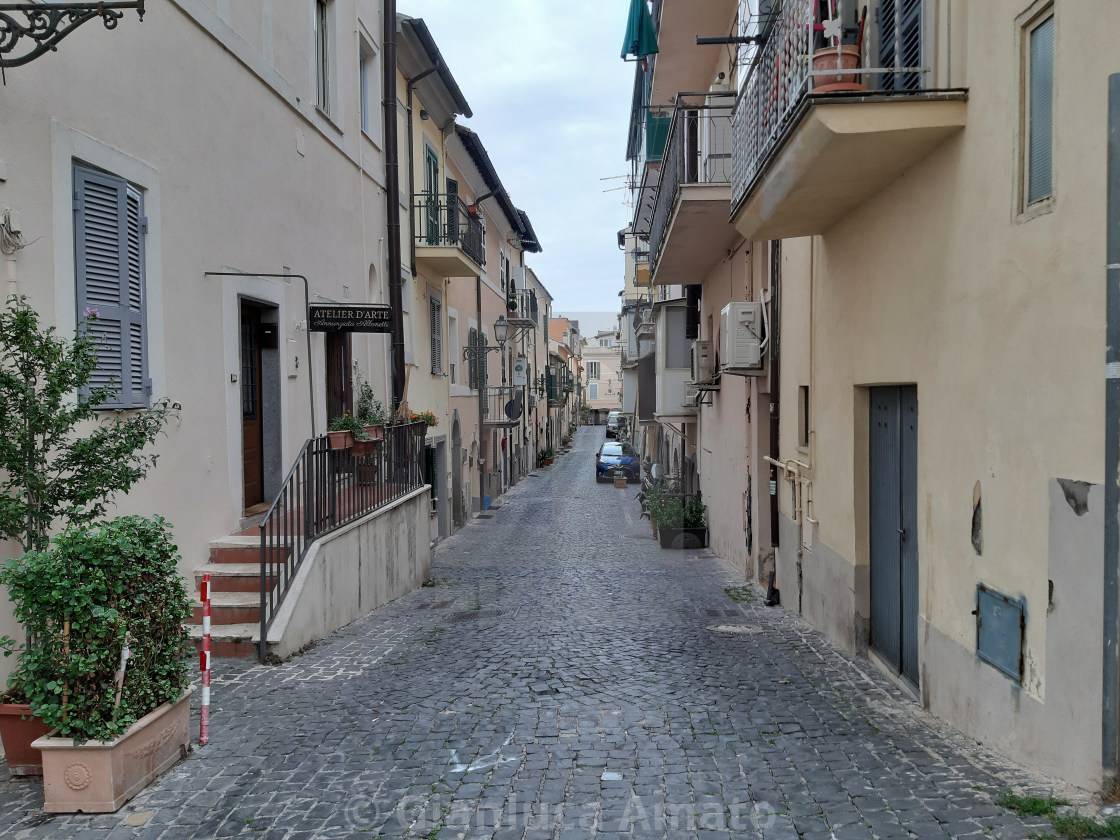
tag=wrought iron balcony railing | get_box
[506,288,538,328]
[414,194,486,268]
[731,0,933,211]
[482,386,525,427]
[648,92,735,276]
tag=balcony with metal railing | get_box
[414,194,486,276]
[505,288,538,329]
[647,91,741,286]
[482,386,525,428]
[730,0,967,242]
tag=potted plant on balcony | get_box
[354,372,386,442]
[1,516,192,812]
[328,412,361,449]
[811,5,868,92]
[0,297,172,775]
[410,410,439,430]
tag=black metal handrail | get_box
[414,193,486,268]
[257,421,428,661]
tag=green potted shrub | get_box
[354,371,386,441]
[2,516,192,812]
[0,297,171,774]
[657,491,708,550]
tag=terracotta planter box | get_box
[0,703,51,776]
[363,424,384,441]
[658,527,708,550]
[351,437,378,456]
[327,430,352,450]
[34,687,193,813]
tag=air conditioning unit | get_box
[720,302,763,372]
[512,266,528,290]
[691,339,715,384]
[683,380,700,407]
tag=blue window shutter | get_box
[74,164,148,408]
[1028,16,1054,204]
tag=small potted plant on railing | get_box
[354,371,386,442]
[410,410,439,430]
[1,516,192,812]
[811,3,868,92]
[327,412,362,449]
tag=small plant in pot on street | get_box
[354,370,386,427]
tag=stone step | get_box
[188,622,260,660]
[209,535,293,565]
[191,591,260,625]
[194,563,281,593]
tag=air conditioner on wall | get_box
[683,380,700,407]
[720,302,764,373]
[691,339,715,385]
[512,266,528,290]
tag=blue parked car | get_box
[595,441,639,483]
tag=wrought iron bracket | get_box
[0,2,145,69]
[462,344,503,361]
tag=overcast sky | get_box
[403,0,635,319]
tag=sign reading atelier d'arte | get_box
[308,304,393,333]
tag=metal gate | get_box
[869,386,919,685]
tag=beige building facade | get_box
[627,0,1119,791]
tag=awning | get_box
[621,0,658,60]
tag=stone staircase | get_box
[188,534,286,659]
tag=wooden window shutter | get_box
[468,327,479,390]
[429,297,442,375]
[74,164,149,409]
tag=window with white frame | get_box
[314,0,333,114]
[599,337,613,347]
[429,295,442,375]
[499,249,509,292]
[73,163,150,408]
[1023,8,1054,208]
[587,361,600,380]
[359,35,379,139]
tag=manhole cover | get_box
[449,609,504,622]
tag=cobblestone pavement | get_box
[0,426,1093,839]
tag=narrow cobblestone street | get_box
[0,426,1089,839]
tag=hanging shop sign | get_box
[308,304,393,333]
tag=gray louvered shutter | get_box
[74,164,149,408]
[478,330,488,391]
[878,0,923,91]
[468,327,479,389]
[429,297,442,375]
[1027,15,1054,204]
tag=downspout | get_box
[1103,73,1120,789]
[405,60,441,277]
[477,275,486,512]
[383,0,405,407]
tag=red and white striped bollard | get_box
[199,573,211,746]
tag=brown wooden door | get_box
[326,331,352,423]
[240,303,264,510]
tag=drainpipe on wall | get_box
[1103,73,1120,791]
[383,0,405,408]
[476,275,485,512]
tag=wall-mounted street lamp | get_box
[0,2,145,71]
[462,315,508,361]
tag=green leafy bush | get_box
[0,296,172,554]
[328,412,364,435]
[354,371,385,426]
[684,491,707,529]
[0,516,191,743]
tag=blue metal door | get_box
[869,386,919,685]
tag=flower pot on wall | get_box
[811,45,867,92]
[327,430,352,450]
[34,687,193,813]
[363,424,384,442]
[0,703,51,776]
[352,438,377,457]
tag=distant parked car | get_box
[595,441,639,482]
[605,411,622,439]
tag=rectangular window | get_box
[315,0,331,113]
[73,163,149,408]
[1026,13,1054,206]
[359,37,378,137]
[589,383,598,400]
[666,307,689,369]
[599,337,613,347]
[499,249,508,293]
[429,296,442,375]
[587,361,600,380]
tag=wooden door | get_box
[326,331,352,423]
[240,303,264,510]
